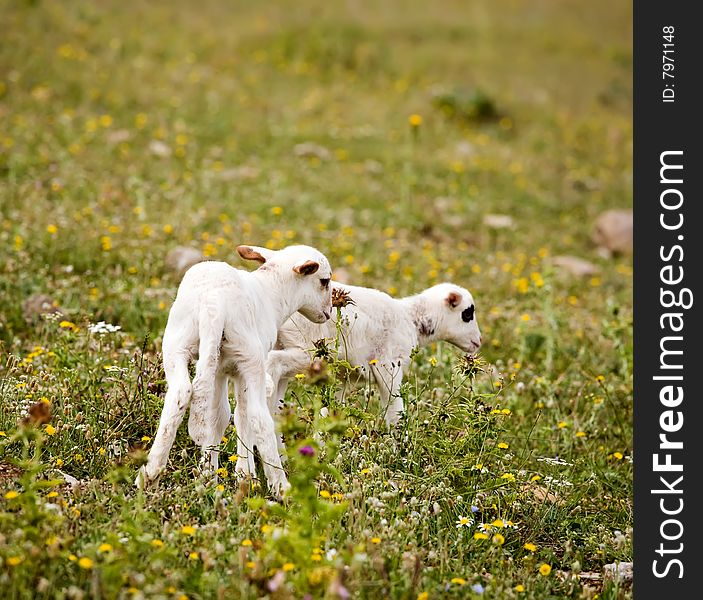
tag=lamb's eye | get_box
[461,305,475,323]
[320,278,330,289]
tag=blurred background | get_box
[1,0,632,342]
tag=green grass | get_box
[0,0,632,597]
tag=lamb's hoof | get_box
[384,411,404,427]
[197,467,218,486]
[234,456,254,479]
[268,476,291,501]
[135,465,161,489]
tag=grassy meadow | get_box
[0,0,633,598]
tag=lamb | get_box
[136,244,333,497]
[262,281,482,426]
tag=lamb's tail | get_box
[188,297,226,445]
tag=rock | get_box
[294,142,332,161]
[218,165,260,181]
[551,255,600,277]
[363,159,384,174]
[592,209,633,254]
[455,140,475,157]
[149,140,172,157]
[165,246,204,276]
[106,129,131,144]
[483,214,514,229]
[55,469,82,489]
[22,294,65,322]
[577,571,602,582]
[604,561,633,583]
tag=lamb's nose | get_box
[323,310,331,320]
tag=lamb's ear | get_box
[237,245,272,264]
[445,291,462,308]
[293,260,320,276]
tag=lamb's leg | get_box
[240,360,290,499]
[265,347,310,413]
[137,349,192,487]
[200,371,231,476]
[265,347,310,457]
[188,300,225,447]
[372,363,405,426]
[233,377,255,479]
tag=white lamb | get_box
[136,244,333,496]
[262,281,482,426]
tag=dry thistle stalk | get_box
[332,288,355,308]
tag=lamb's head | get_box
[420,283,482,353]
[237,244,333,323]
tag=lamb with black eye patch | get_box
[256,280,482,429]
[462,304,475,323]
